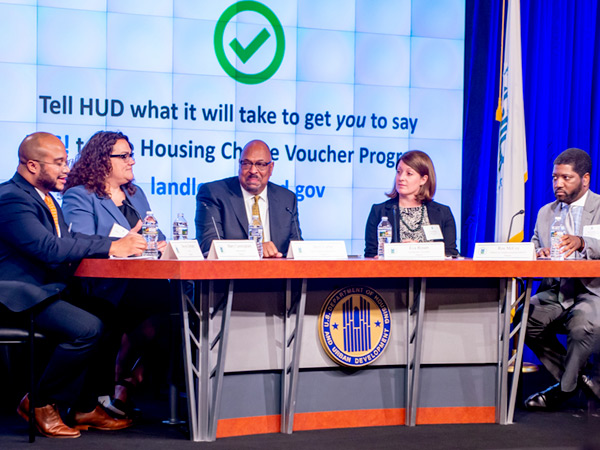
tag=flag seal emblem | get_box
[318,286,392,367]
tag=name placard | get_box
[383,242,445,260]
[473,242,535,260]
[208,240,260,260]
[287,240,348,260]
[161,240,204,260]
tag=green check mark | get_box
[214,1,285,84]
[229,28,270,63]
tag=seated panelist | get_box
[524,148,600,410]
[195,139,302,257]
[364,150,458,258]
[62,131,166,244]
[0,132,144,437]
[62,130,170,420]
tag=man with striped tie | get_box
[195,139,302,257]
[0,132,146,438]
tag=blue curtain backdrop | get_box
[462,0,600,256]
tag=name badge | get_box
[287,241,348,260]
[383,242,445,260]
[161,240,204,260]
[208,240,260,260]
[109,222,129,238]
[583,225,600,240]
[473,242,535,260]
[422,224,443,241]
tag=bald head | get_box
[238,140,274,195]
[241,140,270,159]
[18,132,64,164]
[17,132,69,193]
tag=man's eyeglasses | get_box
[240,160,272,171]
[29,159,72,169]
[110,152,135,162]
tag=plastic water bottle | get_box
[142,211,159,259]
[550,215,566,261]
[248,214,263,258]
[377,216,393,259]
[172,213,188,240]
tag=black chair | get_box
[0,310,46,443]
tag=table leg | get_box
[496,277,532,424]
[406,277,426,426]
[180,279,200,440]
[496,278,512,424]
[281,278,307,434]
[507,278,532,423]
[181,279,234,441]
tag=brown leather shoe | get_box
[17,394,80,438]
[71,405,132,431]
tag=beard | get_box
[38,165,62,192]
[555,180,583,204]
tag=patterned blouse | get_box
[398,204,430,242]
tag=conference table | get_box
[75,258,600,442]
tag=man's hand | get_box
[109,221,147,257]
[262,241,283,258]
[559,234,584,258]
[536,247,550,258]
[157,240,168,252]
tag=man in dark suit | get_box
[195,139,302,257]
[0,132,146,438]
[525,148,600,410]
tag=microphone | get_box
[285,206,301,240]
[392,204,399,243]
[201,202,221,240]
[506,209,525,242]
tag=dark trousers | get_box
[526,279,600,392]
[82,278,171,396]
[32,298,104,411]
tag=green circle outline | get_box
[214,1,285,85]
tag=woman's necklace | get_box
[399,203,425,232]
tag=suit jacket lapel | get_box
[426,201,440,224]
[124,189,144,224]
[98,195,131,229]
[14,174,60,235]
[268,184,283,245]
[227,178,249,234]
[582,191,599,228]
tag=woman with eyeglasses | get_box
[364,150,459,258]
[62,130,170,421]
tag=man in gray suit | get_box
[195,139,302,257]
[525,148,600,410]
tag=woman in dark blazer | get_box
[62,131,169,420]
[364,150,458,258]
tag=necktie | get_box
[44,194,60,234]
[558,203,576,305]
[252,195,264,238]
[252,195,262,222]
[564,204,575,235]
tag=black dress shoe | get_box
[524,383,575,410]
[579,374,600,402]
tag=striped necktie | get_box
[252,195,264,238]
[44,194,60,234]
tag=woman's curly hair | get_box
[64,131,136,197]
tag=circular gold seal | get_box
[318,286,392,367]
